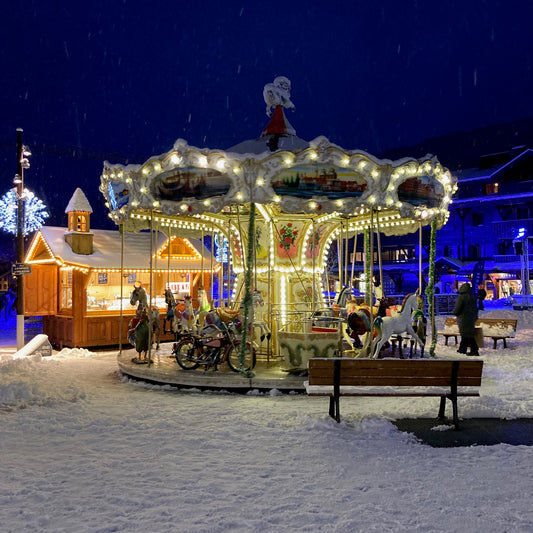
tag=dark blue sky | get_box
[1,0,533,228]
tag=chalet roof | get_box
[29,226,217,272]
[65,188,93,214]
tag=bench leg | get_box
[329,395,340,423]
[438,397,461,430]
[503,338,507,348]
[444,336,449,346]
[438,396,446,420]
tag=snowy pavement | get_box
[0,306,532,531]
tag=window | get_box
[471,212,484,227]
[60,269,72,312]
[76,214,87,232]
[483,182,499,195]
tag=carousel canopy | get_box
[100,77,457,238]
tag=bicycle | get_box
[172,323,256,372]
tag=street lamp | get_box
[513,227,529,308]
[15,128,30,350]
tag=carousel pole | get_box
[312,219,316,311]
[368,209,375,354]
[147,211,154,366]
[351,233,357,292]
[167,225,171,289]
[376,211,384,297]
[344,221,349,289]
[419,222,423,293]
[119,223,124,355]
[210,227,214,305]
[427,219,438,357]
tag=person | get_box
[453,282,479,356]
[477,284,487,310]
[501,280,509,298]
[1,288,15,320]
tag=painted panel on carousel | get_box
[397,175,444,208]
[107,181,130,209]
[254,222,270,261]
[276,221,303,259]
[305,224,326,259]
[151,166,232,201]
[271,165,367,199]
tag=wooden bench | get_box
[438,317,517,348]
[306,358,483,429]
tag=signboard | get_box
[12,263,32,276]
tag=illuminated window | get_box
[76,215,87,232]
[483,182,499,195]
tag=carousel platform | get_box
[117,341,307,393]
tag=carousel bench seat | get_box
[438,317,517,348]
[305,358,483,429]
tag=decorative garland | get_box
[425,218,437,357]
[238,203,256,377]
[364,228,371,304]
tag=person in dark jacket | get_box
[453,283,479,356]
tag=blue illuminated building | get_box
[375,145,533,300]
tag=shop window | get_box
[60,269,73,312]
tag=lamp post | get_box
[15,128,29,350]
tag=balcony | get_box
[492,219,533,240]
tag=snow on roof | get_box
[65,188,93,214]
[38,226,217,271]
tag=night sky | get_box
[1,0,533,230]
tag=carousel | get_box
[100,76,457,371]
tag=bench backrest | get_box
[477,318,517,330]
[444,316,517,330]
[308,358,483,388]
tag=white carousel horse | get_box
[248,289,271,342]
[179,296,196,333]
[129,284,161,349]
[362,292,425,359]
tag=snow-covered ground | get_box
[0,303,532,532]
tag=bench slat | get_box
[309,375,482,387]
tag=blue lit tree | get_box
[0,188,49,236]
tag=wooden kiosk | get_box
[24,188,219,348]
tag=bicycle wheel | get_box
[174,339,200,370]
[226,340,256,372]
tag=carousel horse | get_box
[364,292,425,359]
[248,289,271,342]
[200,289,271,342]
[346,307,372,348]
[129,308,151,362]
[197,288,212,329]
[179,296,196,333]
[129,284,161,349]
[164,289,176,334]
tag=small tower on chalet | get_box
[64,188,94,255]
